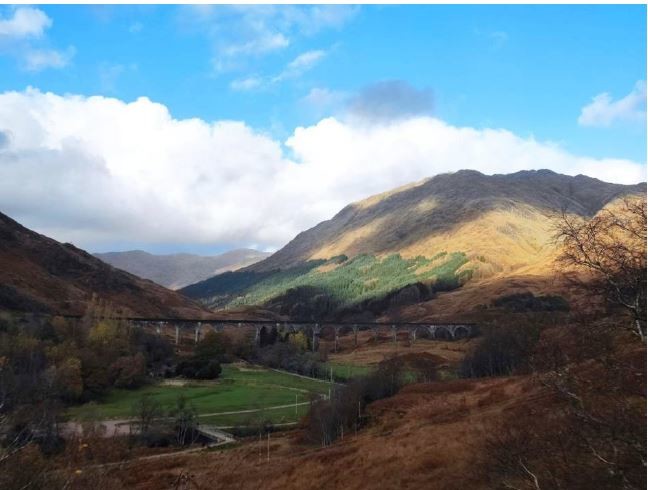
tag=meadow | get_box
[66,365,333,422]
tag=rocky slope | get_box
[0,211,212,318]
[252,169,644,273]
[95,249,270,290]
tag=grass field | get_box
[66,365,332,422]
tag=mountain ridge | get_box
[243,169,645,272]
[95,248,270,290]
[181,169,645,318]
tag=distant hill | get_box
[182,170,645,319]
[95,249,270,290]
[0,212,212,318]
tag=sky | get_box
[0,4,646,255]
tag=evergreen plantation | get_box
[182,252,472,314]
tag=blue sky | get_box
[0,5,645,254]
[1,5,645,161]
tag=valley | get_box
[0,170,645,490]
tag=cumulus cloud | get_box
[578,80,647,127]
[0,89,644,252]
[0,6,74,71]
[347,80,434,122]
[0,7,51,39]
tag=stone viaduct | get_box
[126,318,478,353]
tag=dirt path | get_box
[61,399,317,437]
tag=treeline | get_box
[0,300,175,453]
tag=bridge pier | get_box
[194,322,202,344]
[156,322,162,335]
[312,323,320,352]
[175,325,180,345]
[334,326,340,353]
[409,327,417,345]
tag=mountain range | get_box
[181,170,645,320]
[95,249,270,290]
[0,212,210,318]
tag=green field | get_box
[66,365,332,422]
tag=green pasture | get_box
[66,365,332,421]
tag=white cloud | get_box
[179,5,356,75]
[0,6,74,71]
[0,7,51,39]
[23,46,75,71]
[231,49,326,91]
[578,80,647,127]
[272,49,326,82]
[230,76,264,92]
[300,87,347,115]
[0,89,644,252]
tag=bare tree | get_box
[171,394,198,446]
[132,393,161,438]
[555,196,646,341]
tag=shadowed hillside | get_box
[0,212,212,317]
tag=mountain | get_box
[0,211,212,318]
[181,170,645,319]
[95,249,270,290]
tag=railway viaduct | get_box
[126,318,478,352]
[6,313,477,353]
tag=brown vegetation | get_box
[0,211,210,317]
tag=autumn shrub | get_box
[303,357,406,446]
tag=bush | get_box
[254,342,325,378]
[195,360,221,380]
[175,359,221,380]
[460,324,540,378]
[493,292,570,312]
